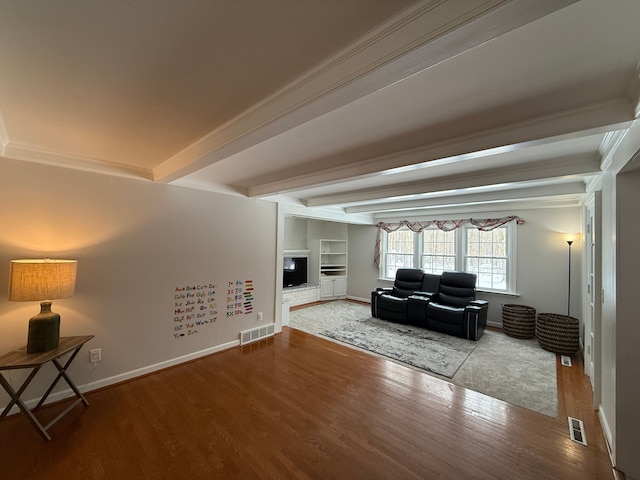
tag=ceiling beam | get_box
[153,0,578,184]
[247,99,632,198]
[306,153,601,207]
[374,196,583,221]
[344,181,587,214]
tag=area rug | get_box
[452,330,558,417]
[321,317,476,378]
[288,300,558,417]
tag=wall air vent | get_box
[240,323,275,345]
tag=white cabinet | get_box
[310,239,347,299]
[321,277,347,297]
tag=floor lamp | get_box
[563,233,578,317]
[566,239,573,317]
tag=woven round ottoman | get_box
[536,313,579,355]
[502,304,536,339]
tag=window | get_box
[385,229,415,278]
[382,225,515,293]
[465,227,508,290]
[421,229,455,274]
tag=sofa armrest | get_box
[371,288,393,318]
[463,304,488,341]
[412,290,436,299]
[469,299,488,309]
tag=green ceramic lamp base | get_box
[27,301,60,353]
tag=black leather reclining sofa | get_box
[371,269,488,341]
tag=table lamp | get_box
[8,259,78,353]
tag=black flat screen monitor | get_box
[283,256,308,287]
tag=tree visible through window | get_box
[382,225,513,292]
[385,229,414,278]
[465,227,508,290]
[422,229,455,274]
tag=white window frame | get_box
[380,229,418,279]
[462,225,516,293]
[421,228,456,275]
[381,224,516,294]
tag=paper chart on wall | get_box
[226,279,254,318]
[172,283,217,339]
[172,280,254,339]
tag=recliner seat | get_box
[371,268,424,322]
[424,271,487,340]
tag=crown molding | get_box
[584,173,604,194]
[599,130,628,172]
[1,142,154,181]
[153,0,578,184]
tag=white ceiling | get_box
[1,0,639,223]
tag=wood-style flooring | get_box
[0,323,622,479]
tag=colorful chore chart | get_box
[172,280,254,339]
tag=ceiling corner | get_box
[2,142,154,181]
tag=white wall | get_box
[599,165,618,456]
[616,165,640,479]
[284,216,308,250]
[283,217,349,251]
[596,122,640,480]
[307,219,347,241]
[0,158,277,410]
[481,207,583,325]
[347,224,380,301]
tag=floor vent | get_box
[568,417,587,445]
[240,323,275,345]
[561,355,572,367]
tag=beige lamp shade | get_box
[8,259,77,302]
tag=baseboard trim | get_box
[346,295,370,304]
[598,404,615,466]
[1,339,240,416]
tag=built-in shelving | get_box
[309,239,347,298]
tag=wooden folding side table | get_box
[0,335,94,440]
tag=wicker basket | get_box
[502,304,536,339]
[536,313,579,355]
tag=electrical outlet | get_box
[90,348,102,364]
[257,311,263,322]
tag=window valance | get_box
[374,216,524,267]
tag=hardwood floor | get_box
[0,326,621,479]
